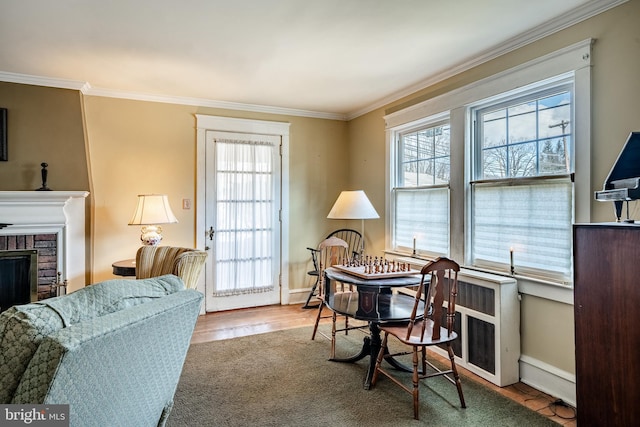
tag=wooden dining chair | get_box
[310,236,363,358]
[371,256,466,420]
[303,229,363,308]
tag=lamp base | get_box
[140,225,163,246]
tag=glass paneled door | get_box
[205,131,281,311]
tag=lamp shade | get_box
[128,194,178,225]
[327,190,379,220]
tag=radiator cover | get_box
[394,257,520,387]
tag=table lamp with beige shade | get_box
[128,194,178,245]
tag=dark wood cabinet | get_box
[573,223,640,426]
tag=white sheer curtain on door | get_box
[214,138,276,296]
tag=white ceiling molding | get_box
[0,71,346,121]
[84,86,347,121]
[0,70,90,93]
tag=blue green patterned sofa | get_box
[0,274,203,427]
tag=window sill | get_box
[515,275,573,305]
[384,250,574,305]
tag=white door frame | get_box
[195,115,291,312]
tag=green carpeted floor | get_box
[167,326,558,426]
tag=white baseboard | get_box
[286,287,313,305]
[519,354,576,407]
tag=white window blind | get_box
[472,178,573,279]
[395,187,449,255]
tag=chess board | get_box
[333,265,421,279]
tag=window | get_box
[471,80,574,280]
[476,87,572,179]
[385,40,591,290]
[392,120,450,256]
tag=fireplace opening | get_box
[0,250,38,312]
[0,233,60,302]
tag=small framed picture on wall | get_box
[0,108,7,161]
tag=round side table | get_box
[112,259,136,277]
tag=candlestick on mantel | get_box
[35,162,52,191]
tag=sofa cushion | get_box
[0,274,185,403]
[42,274,185,326]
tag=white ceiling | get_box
[0,0,624,119]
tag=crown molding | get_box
[0,70,91,93]
[346,0,627,120]
[0,71,346,121]
[83,86,347,121]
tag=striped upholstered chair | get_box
[135,246,208,290]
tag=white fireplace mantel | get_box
[0,191,89,292]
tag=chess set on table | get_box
[333,255,421,279]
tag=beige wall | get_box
[347,107,388,251]
[521,295,575,373]
[346,0,640,375]
[0,82,89,191]
[82,96,349,284]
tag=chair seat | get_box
[380,319,458,346]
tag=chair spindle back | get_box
[406,256,460,342]
[317,236,349,298]
[327,229,363,260]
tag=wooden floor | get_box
[192,304,577,426]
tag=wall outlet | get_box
[182,198,191,210]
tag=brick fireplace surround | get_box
[0,234,58,300]
[0,191,89,300]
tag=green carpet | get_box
[167,326,558,426]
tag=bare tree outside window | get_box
[480,91,571,179]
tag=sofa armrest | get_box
[12,290,203,427]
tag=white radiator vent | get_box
[392,256,520,387]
